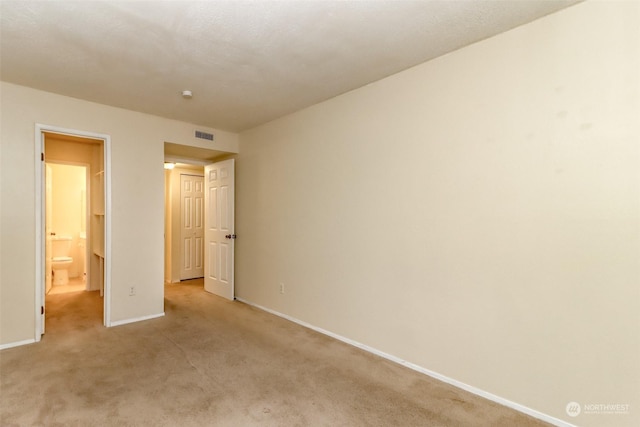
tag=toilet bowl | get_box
[52,257,73,285]
[51,236,73,286]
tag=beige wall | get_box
[236,2,639,426]
[0,82,239,343]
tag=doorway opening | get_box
[163,142,236,301]
[45,162,89,296]
[165,164,205,284]
[35,125,111,339]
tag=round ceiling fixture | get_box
[182,90,193,99]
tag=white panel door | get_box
[180,174,204,280]
[204,159,235,300]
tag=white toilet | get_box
[51,236,73,286]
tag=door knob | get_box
[225,234,237,239]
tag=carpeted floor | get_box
[0,279,550,426]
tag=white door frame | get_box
[35,124,112,339]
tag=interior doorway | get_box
[35,125,111,339]
[163,144,236,301]
[164,162,205,283]
[45,161,89,295]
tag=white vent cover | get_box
[195,130,214,141]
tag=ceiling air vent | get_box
[195,130,214,141]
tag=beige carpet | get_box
[0,279,550,426]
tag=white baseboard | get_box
[0,339,36,350]
[2,312,166,348]
[236,297,574,427]
[109,312,165,327]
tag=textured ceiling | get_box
[1,0,579,132]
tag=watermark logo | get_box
[566,402,581,417]
[566,401,630,417]
[583,403,630,415]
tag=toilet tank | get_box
[51,236,72,257]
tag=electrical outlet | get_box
[279,283,285,294]
[129,286,136,296]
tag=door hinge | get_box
[41,306,44,315]
[41,153,44,161]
